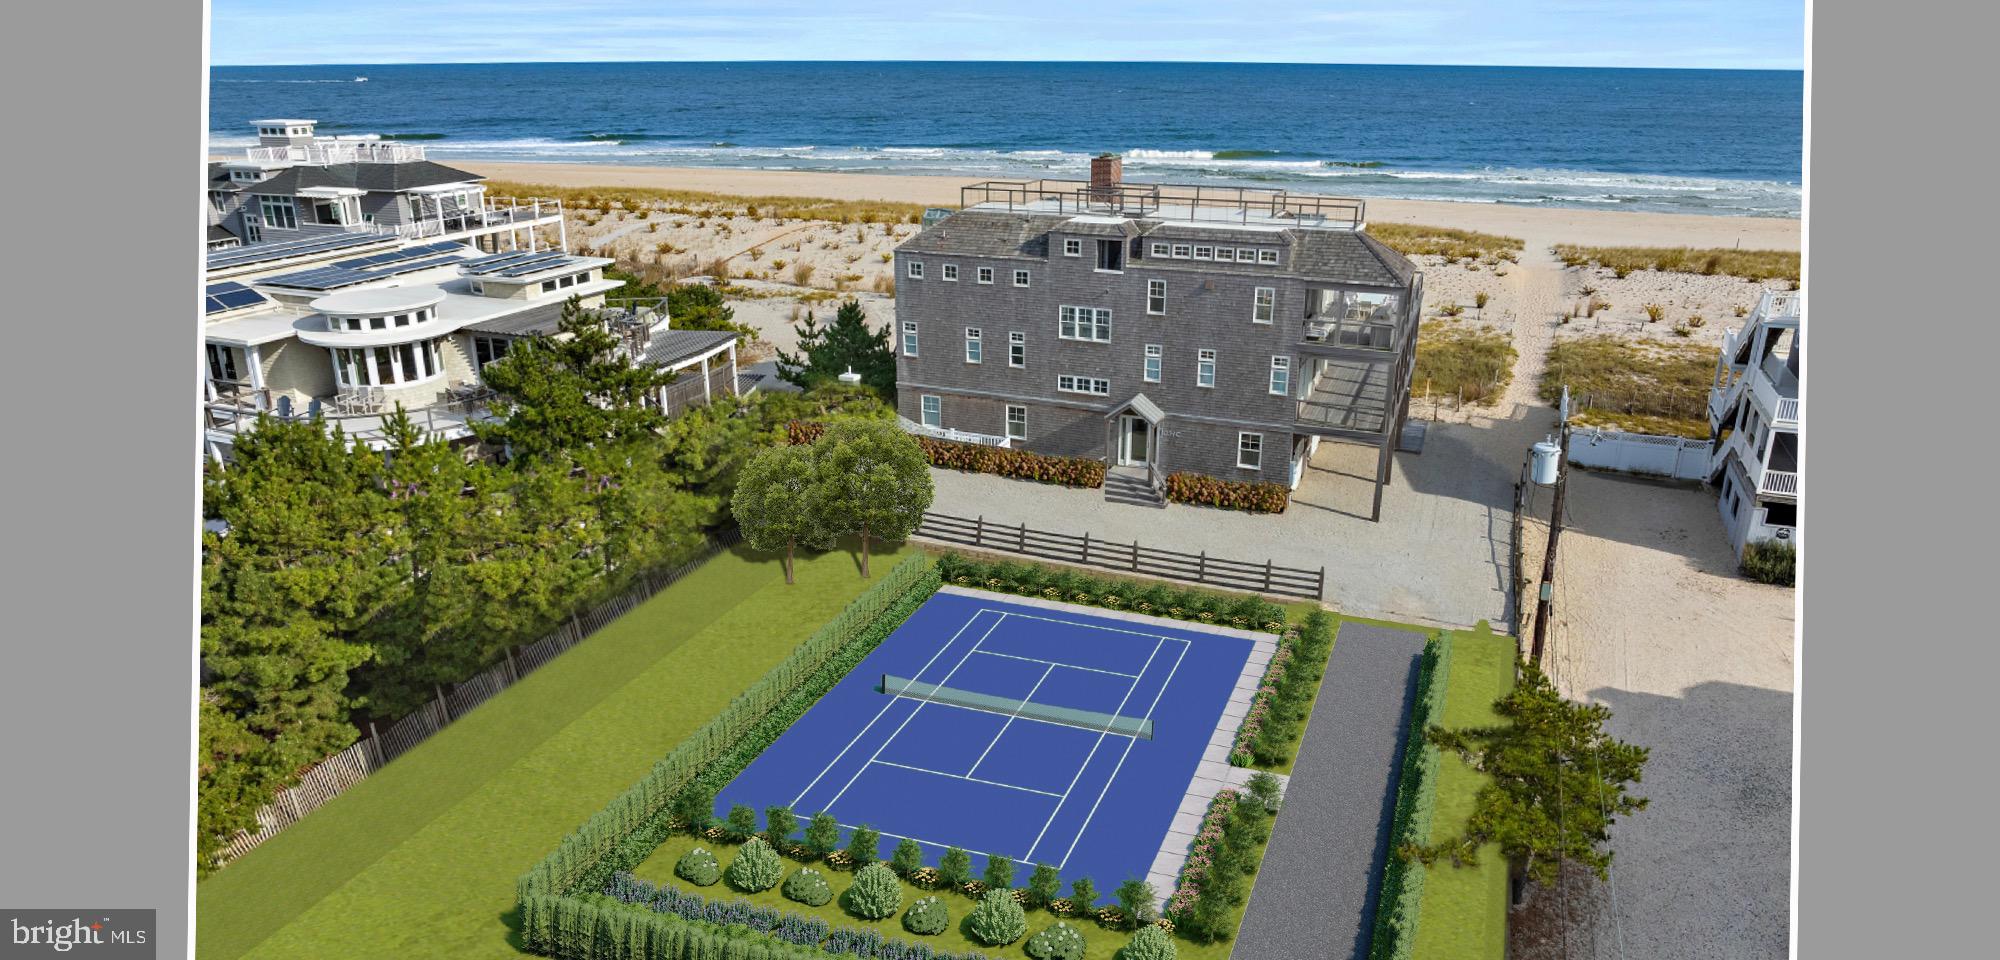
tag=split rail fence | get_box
[913,511,1324,600]
[218,528,743,865]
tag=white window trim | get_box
[1005,405,1027,441]
[1214,247,1235,262]
[1237,247,1256,261]
[1058,305,1113,343]
[1253,287,1276,324]
[1259,249,1280,264]
[1172,244,1191,259]
[901,321,919,357]
[976,266,994,284]
[921,395,942,428]
[1150,242,1170,257]
[1147,279,1166,316]
[1269,355,1291,396]
[1237,432,1264,470]
[1144,344,1162,383]
[1197,349,1217,389]
[1062,238,1082,257]
[1008,331,1026,368]
[941,263,959,282]
[1057,375,1110,397]
[907,260,925,279]
[965,327,983,364]
[1193,245,1213,260]
[1013,269,1031,287]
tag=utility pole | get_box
[1530,397,1572,667]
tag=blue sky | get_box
[211,1,1804,70]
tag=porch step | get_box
[1103,470,1166,509]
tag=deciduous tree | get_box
[807,419,932,577]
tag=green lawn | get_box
[196,542,912,960]
[1411,622,1517,960]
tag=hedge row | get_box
[1368,632,1455,960]
[522,893,824,960]
[1163,473,1290,513]
[1230,609,1336,768]
[518,555,937,902]
[789,421,1104,489]
[934,552,1285,634]
[569,564,944,898]
[605,872,1000,960]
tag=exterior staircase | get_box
[1103,465,1165,508]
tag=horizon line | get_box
[209,57,1804,72]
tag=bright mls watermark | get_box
[2,910,152,957]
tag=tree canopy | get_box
[775,299,896,400]
[474,296,677,462]
[807,419,932,577]
[731,443,827,584]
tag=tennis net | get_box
[881,674,1153,739]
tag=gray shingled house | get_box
[893,156,1422,518]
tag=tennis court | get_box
[716,588,1257,888]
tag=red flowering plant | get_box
[1167,790,1240,922]
[1229,644,1295,765]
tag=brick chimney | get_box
[1090,153,1123,192]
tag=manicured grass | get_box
[630,835,1237,960]
[1410,623,1517,960]
[195,542,912,960]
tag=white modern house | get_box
[202,237,748,463]
[1706,288,1802,554]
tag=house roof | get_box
[237,160,485,197]
[642,329,738,369]
[896,211,1069,259]
[460,300,573,337]
[207,224,239,244]
[1288,230,1416,288]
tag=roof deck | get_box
[960,179,1365,230]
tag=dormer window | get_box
[1095,239,1123,272]
[1062,238,1082,257]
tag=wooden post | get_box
[368,722,384,767]
[1081,532,1090,564]
[1263,559,1273,592]
[505,647,518,683]
[974,515,984,547]
[435,685,450,723]
[1018,522,1026,552]
[1198,551,1208,584]
[1132,539,1140,572]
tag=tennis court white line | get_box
[1021,634,1166,864]
[972,649,1140,679]
[790,609,1000,809]
[965,662,1057,778]
[869,759,1064,798]
[820,614,1008,813]
[989,609,1191,644]
[836,823,1007,865]
[1056,636,1193,870]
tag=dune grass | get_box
[1553,244,1800,282]
[1368,223,1524,262]
[195,541,913,960]
[1542,336,1720,438]
[1415,324,1518,407]
[483,179,930,225]
[1410,623,1516,960]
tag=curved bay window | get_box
[326,307,435,333]
[331,337,446,389]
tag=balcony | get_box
[1760,470,1799,496]
[245,141,428,166]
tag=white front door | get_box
[1118,415,1152,466]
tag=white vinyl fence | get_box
[1566,428,1713,481]
[217,528,741,865]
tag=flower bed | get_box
[1228,609,1336,769]
[1167,790,1239,920]
[1164,472,1290,513]
[790,420,1105,489]
[935,553,1285,635]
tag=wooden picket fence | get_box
[912,511,1324,600]
[217,528,744,865]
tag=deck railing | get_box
[244,140,428,165]
[1760,469,1800,496]
[960,178,1365,228]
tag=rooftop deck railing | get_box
[960,179,1365,228]
[244,140,429,165]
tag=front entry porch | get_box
[1103,393,1168,507]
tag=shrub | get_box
[1366,223,1524,261]
[843,823,882,867]
[1552,243,1800,282]
[890,837,925,877]
[675,847,721,886]
[804,812,841,858]
[1121,924,1179,960]
[966,889,1029,946]
[983,854,1014,890]
[1742,540,1796,586]
[782,866,833,907]
[725,803,759,840]
[1370,633,1453,960]
[938,847,974,889]
[1163,472,1289,513]
[902,894,950,935]
[934,553,1286,635]
[1247,771,1284,813]
[844,862,903,920]
[1026,921,1088,960]
[765,805,799,848]
[1025,863,1062,909]
[726,837,785,892]
[1114,880,1159,931]
[1068,876,1098,911]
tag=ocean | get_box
[209,62,1803,217]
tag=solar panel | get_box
[331,241,468,270]
[206,232,389,270]
[204,281,271,315]
[261,254,471,291]
[461,250,569,276]
[494,254,573,278]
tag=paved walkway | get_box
[1233,623,1429,960]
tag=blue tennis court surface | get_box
[716,589,1255,891]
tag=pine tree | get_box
[474,296,677,462]
[775,299,896,399]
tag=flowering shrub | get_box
[790,420,1105,488]
[1230,644,1295,765]
[675,847,721,887]
[936,554,1286,636]
[1229,610,1336,768]
[1166,791,1237,921]
[903,894,950,936]
[1164,472,1290,513]
[1024,921,1087,960]
[782,866,833,907]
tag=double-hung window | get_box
[1147,279,1166,315]
[1005,405,1026,441]
[1197,349,1217,388]
[1058,305,1112,342]
[1013,269,1031,287]
[1063,238,1082,257]
[1008,331,1026,368]
[901,321,919,357]
[907,260,925,279]
[1253,287,1276,324]
[921,395,942,428]
[942,263,959,281]
[1237,432,1264,470]
[976,266,994,284]
[965,327,983,363]
[1144,344,1162,383]
[1269,356,1291,396]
